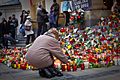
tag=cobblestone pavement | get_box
[0,63,120,80]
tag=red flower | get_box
[77,16,81,19]
[100,36,107,41]
[60,27,66,33]
[70,16,74,21]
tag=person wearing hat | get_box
[25,28,68,78]
[24,15,35,45]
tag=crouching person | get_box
[25,28,68,78]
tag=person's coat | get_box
[24,16,34,36]
[37,7,48,23]
[25,33,68,69]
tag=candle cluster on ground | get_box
[0,48,34,70]
[0,14,120,71]
[58,14,120,71]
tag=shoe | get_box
[39,69,46,77]
[54,68,63,77]
[48,67,57,76]
[24,35,27,38]
[39,68,54,78]
[49,66,63,77]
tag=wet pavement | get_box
[0,63,120,80]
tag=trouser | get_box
[38,52,63,78]
[63,11,70,26]
[54,14,59,28]
[37,22,48,37]
[11,29,16,39]
[3,35,16,48]
[26,34,35,45]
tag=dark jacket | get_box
[11,18,18,30]
[37,7,48,23]
[1,20,9,34]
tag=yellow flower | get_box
[67,45,72,49]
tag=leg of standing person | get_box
[26,35,30,45]
[41,23,47,35]
[7,36,16,47]
[11,30,16,39]
[3,36,8,49]
[37,22,43,37]
[31,34,35,43]
[65,11,70,26]
[64,11,70,26]
[55,14,59,28]
[54,15,57,28]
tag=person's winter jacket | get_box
[37,7,48,23]
[25,32,68,69]
[24,16,34,36]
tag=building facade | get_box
[0,0,113,26]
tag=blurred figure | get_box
[36,2,48,36]
[62,0,71,26]
[0,18,4,48]
[111,1,120,14]
[1,18,16,48]
[8,16,13,35]
[50,0,60,28]
[11,14,18,39]
[19,10,27,36]
[20,10,26,24]
[25,28,68,78]
[24,16,35,45]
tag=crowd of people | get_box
[0,14,18,49]
[0,0,73,49]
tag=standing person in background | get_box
[0,12,3,48]
[50,0,60,28]
[19,10,27,36]
[0,20,3,48]
[1,18,16,48]
[36,2,48,37]
[11,14,18,39]
[20,10,26,24]
[111,1,120,14]
[62,0,71,26]
[1,18,9,48]
[24,16,35,45]
[8,16,13,36]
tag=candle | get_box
[67,63,71,71]
[61,64,66,71]
[81,63,85,70]
[72,64,77,71]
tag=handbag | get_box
[25,26,31,31]
[19,24,25,36]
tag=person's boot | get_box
[54,68,63,77]
[42,68,54,78]
[38,69,46,77]
[48,67,57,76]
[49,66,63,77]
